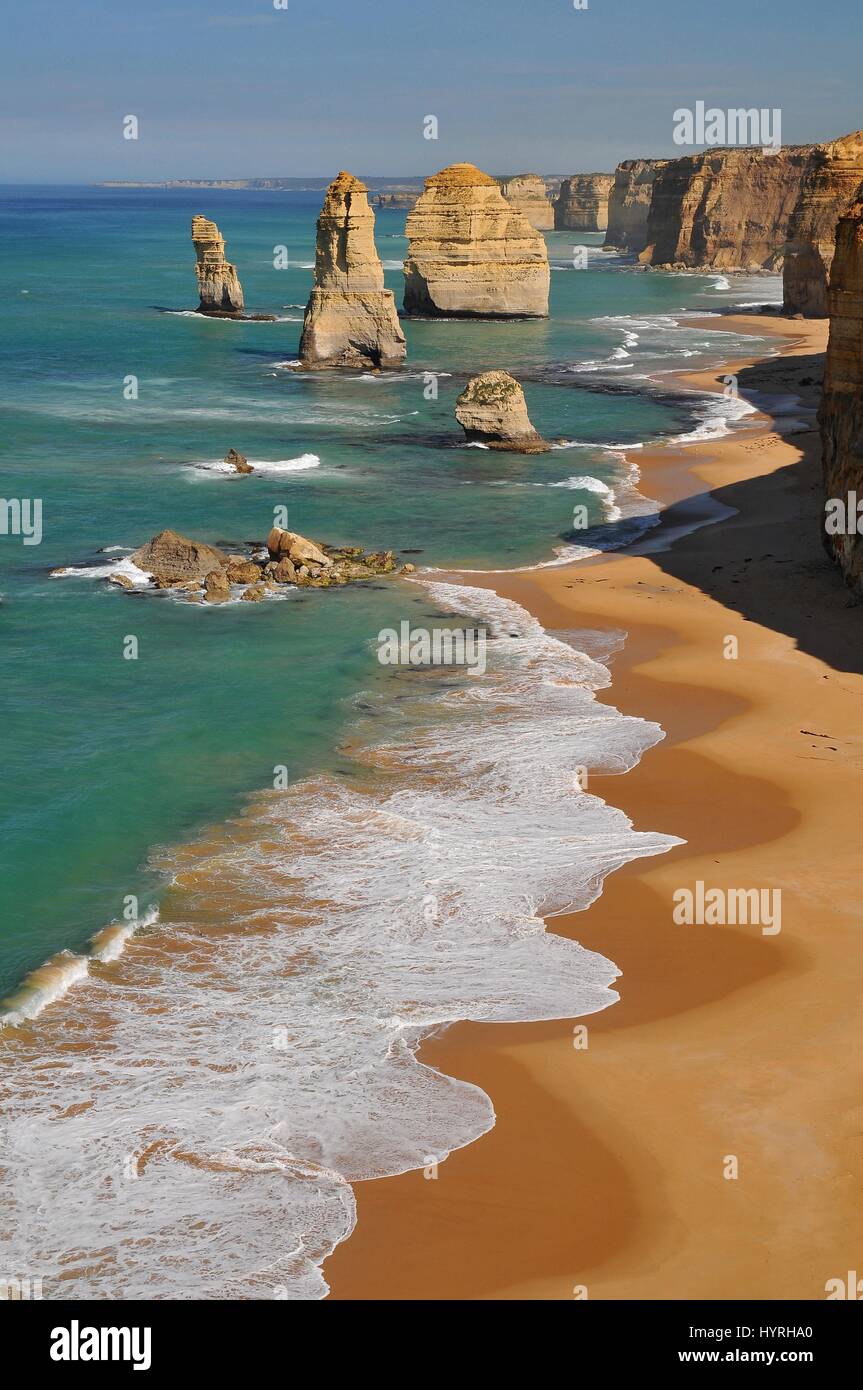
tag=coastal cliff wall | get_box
[404,163,549,318]
[498,174,554,230]
[819,199,863,592]
[642,147,817,269]
[783,131,863,317]
[554,174,615,231]
[604,160,669,252]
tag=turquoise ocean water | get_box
[0,186,781,1296]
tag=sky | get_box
[2,0,861,182]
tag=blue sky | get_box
[2,0,861,181]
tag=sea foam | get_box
[0,582,680,1300]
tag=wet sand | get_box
[326,314,863,1300]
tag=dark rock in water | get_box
[225,449,253,474]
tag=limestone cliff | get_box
[404,163,549,318]
[819,199,863,592]
[604,160,670,252]
[642,147,817,269]
[191,216,245,315]
[455,371,550,452]
[499,174,554,230]
[372,192,419,210]
[784,131,863,317]
[299,172,406,368]
[554,174,615,231]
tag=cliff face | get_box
[554,174,615,231]
[783,131,863,317]
[819,199,863,592]
[191,216,244,314]
[403,164,550,318]
[604,160,670,252]
[299,172,406,368]
[642,147,817,269]
[499,174,554,230]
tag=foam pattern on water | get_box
[0,583,680,1299]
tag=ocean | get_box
[0,184,781,1296]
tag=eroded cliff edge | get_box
[554,174,615,232]
[784,131,863,317]
[641,147,817,270]
[820,198,863,593]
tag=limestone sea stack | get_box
[819,199,863,592]
[455,371,550,452]
[404,164,550,318]
[554,174,615,231]
[299,172,406,368]
[784,131,863,317]
[499,174,555,230]
[604,160,670,252]
[642,147,818,269]
[191,216,245,315]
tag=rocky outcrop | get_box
[191,216,245,315]
[819,199,863,592]
[641,147,818,269]
[299,172,406,369]
[604,160,670,252]
[455,371,550,452]
[97,527,411,602]
[554,174,615,231]
[404,163,550,318]
[499,175,554,230]
[130,530,230,585]
[784,131,863,317]
[225,448,253,474]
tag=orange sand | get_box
[326,315,863,1300]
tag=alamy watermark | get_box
[824,492,863,535]
[0,497,42,545]
[672,881,782,935]
[673,102,782,152]
[377,621,487,676]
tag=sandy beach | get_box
[326,313,863,1300]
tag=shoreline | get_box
[325,313,863,1300]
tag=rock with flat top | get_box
[404,164,549,317]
